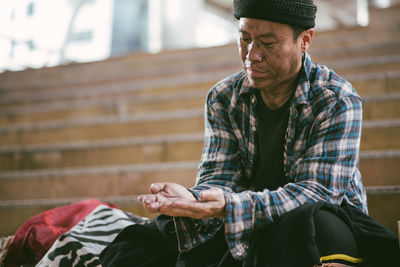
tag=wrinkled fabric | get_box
[100,215,178,267]
[5,199,116,266]
[36,204,143,267]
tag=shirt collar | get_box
[239,72,253,97]
[293,53,312,107]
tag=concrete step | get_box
[1,86,399,127]
[312,25,399,52]
[366,188,400,238]
[350,70,400,96]
[367,4,400,44]
[0,121,399,171]
[0,68,399,125]
[361,120,400,150]
[0,150,398,201]
[0,133,205,171]
[0,110,204,147]
[1,53,399,111]
[360,150,400,187]
[0,63,236,110]
[312,30,367,50]
[0,187,398,238]
[363,93,400,121]
[311,40,400,62]
[0,88,210,126]
[0,99,399,147]
[0,68,237,110]
[0,44,241,92]
[0,161,198,201]
[313,5,400,49]
[328,54,400,75]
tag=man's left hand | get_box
[139,186,226,219]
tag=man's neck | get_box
[259,75,299,110]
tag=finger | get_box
[145,201,161,213]
[138,194,157,205]
[138,193,169,212]
[149,201,161,210]
[138,195,158,213]
[149,183,165,194]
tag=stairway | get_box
[0,5,399,237]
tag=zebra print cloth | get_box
[36,205,149,267]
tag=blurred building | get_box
[0,0,397,72]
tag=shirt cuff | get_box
[223,191,251,260]
[173,216,223,252]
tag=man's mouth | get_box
[247,67,266,78]
[245,60,268,78]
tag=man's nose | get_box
[247,42,263,62]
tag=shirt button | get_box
[251,97,256,104]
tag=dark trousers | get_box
[177,204,360,267]
[100,201,399,267]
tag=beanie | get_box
[234,0,317,29]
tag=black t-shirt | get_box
[252,90,292,191]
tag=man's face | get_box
[238,18,304,91]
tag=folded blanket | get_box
[5,199,116,266]
[0,235,13,267]
[36,204,149,267]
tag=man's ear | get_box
[301,28,314,53]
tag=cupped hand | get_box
[138,183,226,219]
[138,182,196,212]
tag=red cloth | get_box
[4,199,117,266]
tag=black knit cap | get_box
[234,0,317,29]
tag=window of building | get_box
[10,9,15,21]
[27,40,36,50]
[69,31,94,42]
[27,2,35,16]
[9,40,16,57]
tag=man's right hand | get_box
[138,182,226,219]
[138,182,196,213]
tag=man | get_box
[134,0,398,266]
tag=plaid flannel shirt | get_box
[174,53,367,260]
